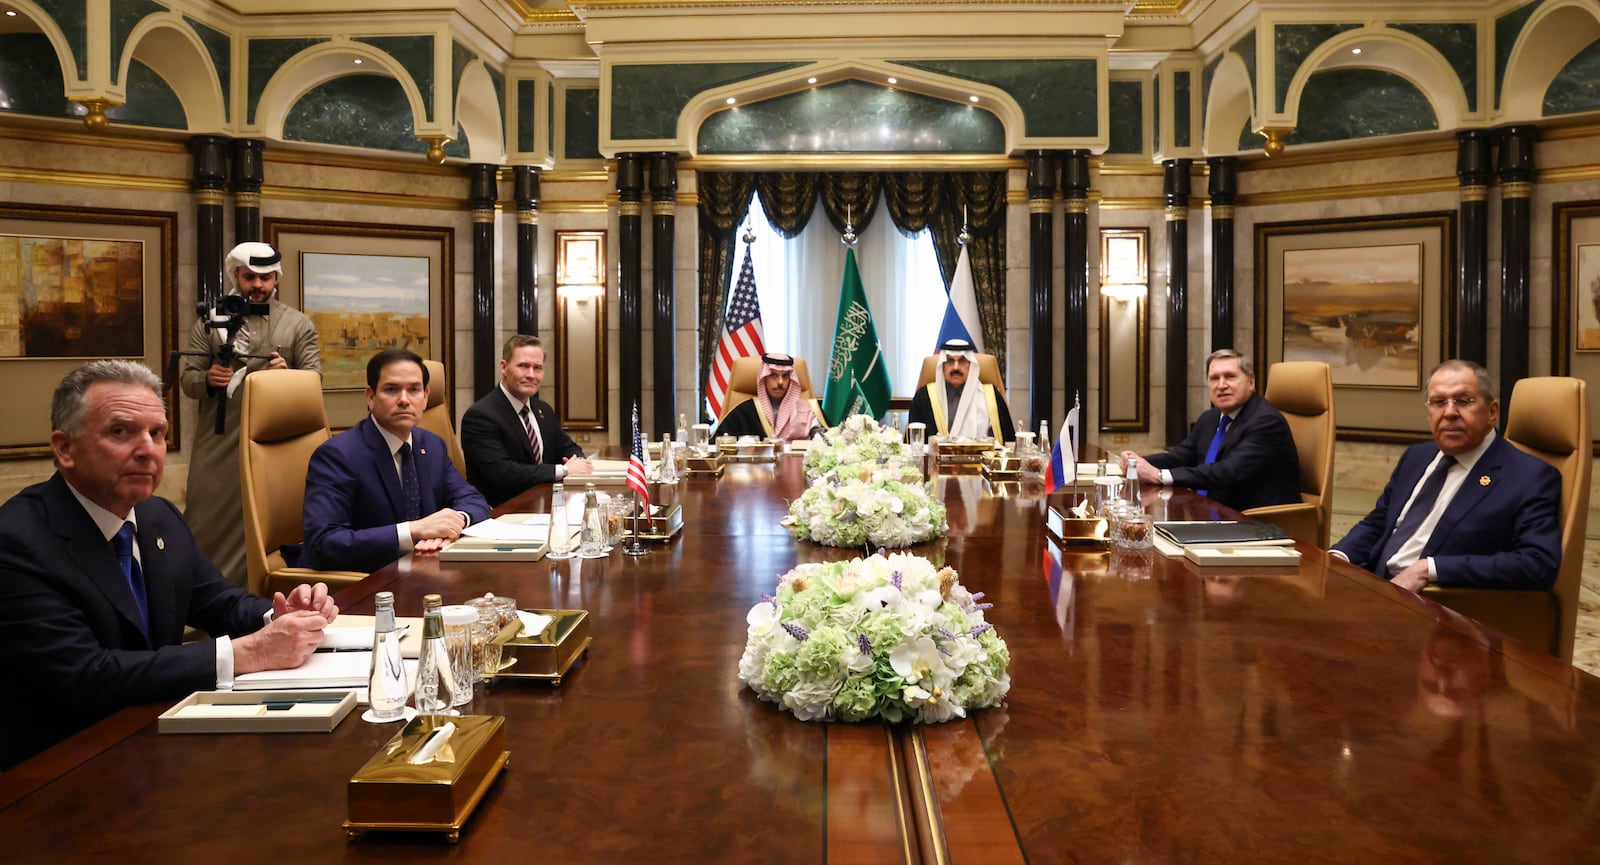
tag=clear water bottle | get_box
[548,482,574,559]
[579,485,607,558]
[676,413,689,448]
[365,592,408,722]
[658,433,678,483]
[1124,456,1143,511]
[415,594,454,714]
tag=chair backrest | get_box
[915,353,1008,405]
[239,369,329,596]
[1504,376,1591,661]
[417,359,467,476]
[1263,361,1335,547]
[719,355,819,423]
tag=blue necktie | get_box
[1376,455,1457,578]
[1196,414,1232,498]
[399,442,422,521]
[114,522,149,634]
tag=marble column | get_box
[231,139,263,244]
[1498,124,1538,415]
[1164,159,1192,445]
[617,154,646,436]
[1207,157,1238,352]
[1026,150,1057,430]
[468,163,498,399]
[514,166,540,336]
[190,135,229,307]
[1455,129,1492,365]
[650,153,678,436]
[1062,151,1090,421]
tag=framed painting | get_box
[1255,212,1455,442]
[265,218,453,429]
[0,204,177,458]
[1550,200,1600,453]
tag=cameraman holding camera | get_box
[179,242,321,588]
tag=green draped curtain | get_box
[696,170,1008,418]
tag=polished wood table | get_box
[4,460,1600,863]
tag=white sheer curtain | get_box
[744,195,946,399]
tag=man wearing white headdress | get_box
[907,338,1015,442]
[179,241,321,588]
[715,353,824,440]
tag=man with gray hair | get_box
[0,360,337,771]
[179,241,321,587]
[1120,348,1300,512]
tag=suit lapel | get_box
[44,476,150,646]
[495,394,536,461]
[361,419,406,520]
[1424,439,1505,556]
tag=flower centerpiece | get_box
[739,553,1010,723]
[803,414,918,483]
[784,470,947,548]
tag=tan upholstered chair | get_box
[718,355,825,427]
[1243,361,1335,547]
[915,352,1008,406]
[1422,376,1590,661]
[239,369,366,596]
[418,359,466,477]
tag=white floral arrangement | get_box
[739,553,1011,723]
[783,470,947,548]
[803,414,919,483]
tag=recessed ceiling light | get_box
[1351,48,1362,55]
[807,77,817,84]
[726,96,736,105]
[353,58,363,64]
[4,9,17,15]
[887,77,897,85]
[969,95,979,103]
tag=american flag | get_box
[627,401,651,514]
[706,246,766,418]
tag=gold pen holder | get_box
[1045,503,1108,545]
[345,714,509,843]
[488,609,591,686]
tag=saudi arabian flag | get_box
[822,248,892,424]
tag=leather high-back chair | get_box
[418,359,466,477]
[915,352,1008,406]
[1242,361,1335,547]
[1423,376,1590,661]
[718,355,824,426]
[239,369,366,595]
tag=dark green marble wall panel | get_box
[1393,22,1478,112]
[106,58,185,129]
[445,128,469,160]
[487,66,505,122]
[248,37,326,125]
[1203,57,1219,136]
[894,58,1098,138]
[1153,71,1161,150]
[1496,2,1540,110]
[566,87,601,159]
[355,35,435,122]
[515,80,535,152]
[1275,23,1359,112]
[1544,38,1600,115]
[548,82,556,155]
[451,40,472,103]
[109,0,166,85]
[696,80,1004,154]
[283,73,429,155]
[1238,116,1257,151]
[1234,31,1257,86]
[185,16,231,118]
[0,33,75,118]
[1174,70,1192,148]
[1284,68,1436,145]
[32,0,87,79]
[1108,79,1143,154]
[610,61,801,140]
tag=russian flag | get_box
[1043,404,1079,494]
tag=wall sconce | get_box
[1100,229,1148,302]
[556,230,606,303]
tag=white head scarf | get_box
[937,338,991,439]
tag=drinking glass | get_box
[689,423,712,456]
[906,422,927,456]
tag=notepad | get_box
[234,650,373,690]
[1154,520,1293,547]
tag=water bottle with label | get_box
[364,591,408,723]
[548,482,574,559]
[415,593,455,714]
[579,484,607,558]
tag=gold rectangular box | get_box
[981,452,1020,479]
[621,503,683,541]
[717,438,778,462]
[933,439,993,465]
[684,453,725,476]
[1045,504,1108,545]
[345,714,509,843]
[490,608,591,685]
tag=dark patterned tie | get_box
[399,442,422,521]
[1377,455,1457,578]
[1196,415,1232,498]
[114,522,149,634]
[520,405,543,465]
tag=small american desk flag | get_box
[627,402,651,514]
[706,246,766,419]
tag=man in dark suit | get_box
[1331,360,1560,592]
[1119,348,1300,512]
[460,334,591,506]
[0,360,336,770]
[302,350,492,572]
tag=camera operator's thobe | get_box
[178,242,321,588]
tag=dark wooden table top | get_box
[4,459,1599,863]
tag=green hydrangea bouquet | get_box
[738,553,1010,723]
[783,470,947,548]
[803,414,919,483]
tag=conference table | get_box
[4,455,1600,863]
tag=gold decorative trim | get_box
[541,201,611,215]
[0,165,187,194]
[651,199,677,216]
[1501,181,1533,199]
[1064,198,1089,215]
[1209,203,1234,219]
[472,209,496,223]
[1098,196,1164,211]
[1458,185,1487,203]
[264,148,461,178]
[1538,164,1600,185]
[1028,199,1053,214]
[1239,176,1457,207]
[1238,137,1455,172]
[194,189,227,207]
[682,154,1019,171]
[517,211,539,226]
[1165,205,1189,221]
[234,191,261,208]
[904,728,951,865]
[263,185,466,211]
[618,200,644,217]
[74,98,122,133]
[0,126,187,155]
[1097,163,1166,177]
[544,169,612,183]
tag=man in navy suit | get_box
[302,350,491,572]
[1332,360,1561,592]
[0,360,336,770]
[460,334,591,506]
[1119,349,1301,512]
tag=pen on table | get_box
[260,696,348,710]
[408,721,457,764]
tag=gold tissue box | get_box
[1045,503,1108,545]
[933,438,993,464]
[684,452,725,476]
[981,452,1021,479]
[620,503,684,541]
[489,608,591,685]
[345,714,509,843]
[717,437,779,462]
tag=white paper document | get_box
[234,650,374,690]
[462,516,551,542]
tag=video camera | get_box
[167,295,277,436]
